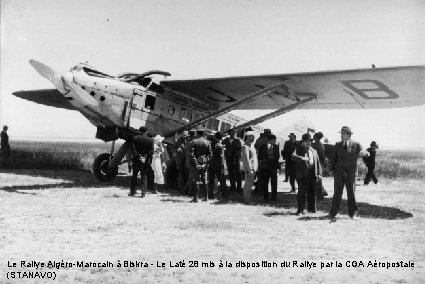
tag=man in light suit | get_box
[241,131,258,203]
[291,133,322,215]
[329,126,367,219]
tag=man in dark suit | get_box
[282,133,298,192]
[258,134,280,202]
[207,131,227,199]
[364,141,379,185]
[223,129,242,193]
[329,126,367,219]
[175,130,189,192]
[291,134,322,215]
[1,125,10,168]
[189,129,212,202]
[130,126,154,198]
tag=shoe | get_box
[289,189,296,193]
[190,199,198,203]
[295,211,304,216]
[140,194,145,198]
[202,198,208,202]
[128,193,135,197]
[327,214,336,220]
[308,210,317,213]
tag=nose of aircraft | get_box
[29,59,71,94]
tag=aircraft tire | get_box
[93,153,118,182]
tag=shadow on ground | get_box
[0,169,130,193]
[1,169,413,220]
[259,192,413,220]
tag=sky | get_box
[1,0,424,149]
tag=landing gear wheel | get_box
[93,153,118,182]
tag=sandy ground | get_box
[0,169,424,284]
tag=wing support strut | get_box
[230,95,317,133]
[163,82,289,138]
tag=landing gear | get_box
[93,153,119,182]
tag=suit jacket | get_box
[291,146,322,179]
[330,140,363,174]
[133,135,154,156]
[258,143,280,170]
[223,137,242,160]
[190,136,212,167]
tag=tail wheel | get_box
[93,153,118,182]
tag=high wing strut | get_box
[164,82,289,138]
[231,95,317,133]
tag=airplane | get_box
[13,60,425,182]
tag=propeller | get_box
[29,59,68,94]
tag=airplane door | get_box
[128,89,147,129]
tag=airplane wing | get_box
[13,89,77,111]
[161,66,424,110]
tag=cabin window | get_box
[220,122,232,132]
[145,95,156,110]
[180,108,193,123]
[212,119,220,131]
[206,118,220,131]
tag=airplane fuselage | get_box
[65,63,264,143]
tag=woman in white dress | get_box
[152,135,165,193]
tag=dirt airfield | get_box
[0,169,424,284]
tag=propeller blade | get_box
[29,59,67,93]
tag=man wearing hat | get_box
[364,141,379,185]
[223,129,242,193]
[312,132,328,200]
[241,131,258,203]
[329,126,366,219]
[175,130,189,192]
[282,133,298,192]
[1,125,10,168]
[188,129,212,202]
[207,131,227,199]
[258,134,280,202]
[183,129,197,195]
[291,133,322,215]
[130,126,154,197]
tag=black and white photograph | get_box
[0,0,424,283]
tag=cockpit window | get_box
[82,67,113,78]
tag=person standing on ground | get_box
[151,135,166,193]
[282,133,298,193]
[189,129,212,202]
[312,131,328,200]
[258,134,280,202]
[223,129,242,193]
[292,134,322,215]
[364,141,379,185]
[1,125,10,168]
[329,126,367,219]
[130,126,154,198]
[207,131,228,199]
[241,131,258,203]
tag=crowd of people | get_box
[1,122,379,219]
[130,124,379,218]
